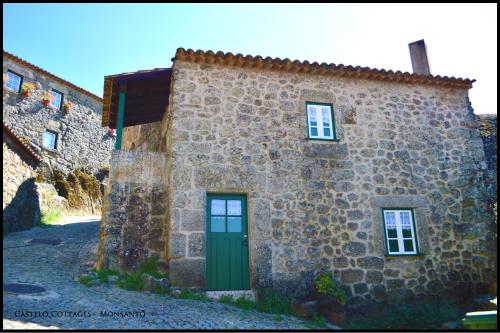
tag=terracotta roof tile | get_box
[3,50,102,102]
[173,48,475,89]
[3,123,43,163]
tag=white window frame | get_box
[50,89,63,109]
[383,209,418,255]
[5,70,23,93]
[43,130,58,150]
[306,102,335,140]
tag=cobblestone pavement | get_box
[3,216,313,330]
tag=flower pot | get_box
[289,299,319,320]
[42,99,51,107]
[22,91,31,97]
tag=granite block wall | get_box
[3,58,115,175]
[160,60,496,302]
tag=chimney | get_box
[409,39,431,75]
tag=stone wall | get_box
[477,114,497,205]
[161,60,495,302]
[122,122,162,152]
[3,58,115,175]
[96,150,169,274]
[3,133,40,232]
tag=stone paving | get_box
[3,216,314,330]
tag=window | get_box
[50,89,63,109]
[43,130,58,150]
[5,70,23,92]
[382,208,419,255]
[306,102,336,140]
[210,198,243,233]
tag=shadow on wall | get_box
[3,177,41,233]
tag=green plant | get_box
[309,313,327,327]
[116,271,144,291]
[494,202,497,224]
[257,290,292,314]
[79,276,93,287]
[36,208,63,226]
[175,289,209,301]
[95,269,119,283]
[21,82,35,94]
[343,301,460,330]
[113,256,167,292]
[315,272,346,305]
[35,173,42,183]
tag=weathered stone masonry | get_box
[160,60,495,302]
[3,54,115,175]
[3,125,42,232]
[96,150,169,273]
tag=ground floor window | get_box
[43,130,58,150]
[382,208,419,255]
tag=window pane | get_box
[384,211,397,229]
[6,72,21,92]
[388,240,399,253]
[403,240,414,252]
[211,216,225,232]
[43,131,56,149]
[227,200,241,215]
[308,107,317,126]
[227,217,242,232]
[51,91,62,109]
[400,211,412,229]
[323,127,331,137]
[387,229,398,238]
[322,108,331,126]
[402,228,412,238]
[310,127,318,137]
[211,200,225,215]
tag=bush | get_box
[315,272,346,305]
[344,301,460,330]
[54,179,71,199]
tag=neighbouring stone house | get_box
[3,122,43,232]
[97,40,497,305]
[3,51,115,177]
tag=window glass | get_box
[50,90,63,109]
[307,103,335,139]
[383,209,417,255]
[227,217,242,232]
[211,200,225,215]
[6,71,22,92]
[211,216,225,232]
[227,200,241,216]
[43,130,57,149]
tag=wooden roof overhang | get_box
[102,68,172,129]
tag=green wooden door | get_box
[206,194,249,290]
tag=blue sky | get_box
[3,3,497,114]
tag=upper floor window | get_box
[43,130,58,150]
[382,208,419,256]
[50,89,63,109]
[5,70,23,93]
[306,102,336,140]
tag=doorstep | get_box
[206,290,255,301]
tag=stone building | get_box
[3,122,43,232]
[98,41,496,304]
[3,51,115,176]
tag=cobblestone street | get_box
[3,216,311,330]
